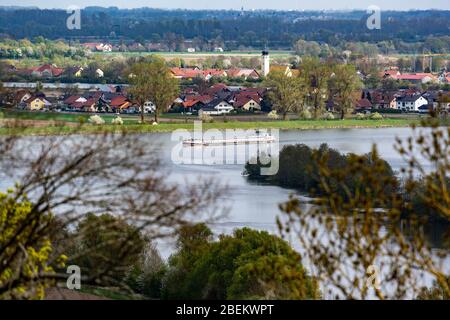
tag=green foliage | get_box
[69,213,147,286]
[322,112,335,120]
[245,143,397,202]
[265,71,305,120]
[124,244,166,299]
[355,112,366,120]
[299,109,312,120]
[0,190,66,299]
[328,64,363,119]
[298,57,330,118]
[162,224,319,300]
[128,56,179,123]
[370,112,383,120]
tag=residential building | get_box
[200,99,234,115]
[396,94,428,111]
[25,96,52,110]
[227,68,260,80]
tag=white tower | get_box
[262,50,270,77]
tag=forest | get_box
[0,7,449,51]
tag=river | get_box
[147,127,441,255]
[1,126,448,298]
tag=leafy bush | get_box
[77,116,87,124]
[69,213,147,286]
[111,116,124,125]
[199,112,213,123]
[162,224,320,300]
[267,110,279,119]
[299,109,312,120]
[370,112,383,120]
[88,115,105,125]
[322,112,335,120]
[356,112,366,120]
[0,190,66,299]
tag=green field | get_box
[0,112,419,136]
[1,110,139,124]
[94,50,294,59]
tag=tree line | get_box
[0,8,449,51]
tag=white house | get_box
[396,95,428,112]
[200,99,234,115]
[143,101,155,113]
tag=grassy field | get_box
[0,112,419,136]
[94,50,294,60]
[1,109,139,124]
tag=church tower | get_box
[261,50,270,77]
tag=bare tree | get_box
[278,118,449,299]
[0,127,225,299]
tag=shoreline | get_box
[0,118,419,136]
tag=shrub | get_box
[267,110,279,120]
[322,112,335,120]
[162,225,320,300]
[370,112,383,120]
[356,113,366,120]
[88,115,105,125]
[199,112,213,123]
[77,116,87,124]
[111,116,124,125]
[299,109,312,120]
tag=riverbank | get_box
[0,118,419,136]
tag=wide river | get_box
[2,126,448,297]
[148,127,443,256]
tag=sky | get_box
[2,0,450,10]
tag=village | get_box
[2,51,450,118]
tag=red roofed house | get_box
[185,95,213,104]
[202,69,227,80]
[14,89,32,106]
[170,67,203,79]
[233,95,261,111]
[204,83,229,96]
[393,73,437,84]
[31,64,64,78]
[82,43,112,52]
[226,68,260,80]
[381,68,401,78]
[170,67,226,80]
[355,98,373,112]
[182,99,205,112]
[110,96,132,112]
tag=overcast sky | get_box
[3,0,450,10]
